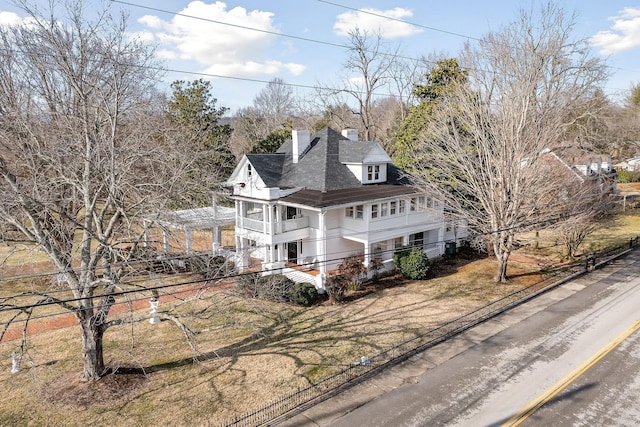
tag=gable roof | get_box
[550,146,610,166]
[246,127,411,193]
[245,154,286,188]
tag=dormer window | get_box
[367,165,380,181]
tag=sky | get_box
[1,0,639,113]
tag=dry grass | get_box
[618,182,640,192]
[516,213,640,262]
[0,258,543,426]
[0,213,637,426]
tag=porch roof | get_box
[281,185,418,208]
[152,206,235,231]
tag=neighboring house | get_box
[225,127,465,290]
[615,156,640,172]
[544,145,617,194]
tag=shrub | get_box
[337,256,367,290]
[237,272,260,297]
[256,274,294,302]
[617,169,640,183]
[393,247,430,279]
[289,282,320,306]
[325,273,348,302]
[368,258,384,282]
[187,255,235,279]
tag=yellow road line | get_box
[502,319,640,427]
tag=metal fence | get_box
[220,237,639,427]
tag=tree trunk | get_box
[493,239,510,283]
[494,252,509,282]
[78,313,106,381]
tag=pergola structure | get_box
[145,206,236,255]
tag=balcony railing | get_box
[240,217,265,232]
[239,216,309,234]
[277,216,309,233]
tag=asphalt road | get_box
[282,250,640,427]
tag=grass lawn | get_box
[0,212,638,426]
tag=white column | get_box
[363,242,371,268]
[185,229,192,254]
[318,211,327,277]
[162,226,170,253]
[268,204,274,235]
[211,224,220,254]
[236,235,245,270]
[262,204,269,234]
[143,220,149,247]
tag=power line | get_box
[316,0,482,42]
[110,0,640,80]
[0,204,610,316]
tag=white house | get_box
[616,156,640,172]
[544,145,617,194]
[225,127,464,290]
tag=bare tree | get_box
[253,77,296,132]
[230,78,300,157]
[414,4,608,282]
[318,29,400,142]
[0,1,198,380]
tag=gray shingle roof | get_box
[245,154,286,187]
[246,127,414,198]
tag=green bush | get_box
[393,246,430,279]
[617,169,640,183]
[289,282,320,306]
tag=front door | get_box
[287,241,298,264]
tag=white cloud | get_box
[333,7,422,38]
[203,60,305,78]
[590,7,640,54]
[0,11,38,28]
[138,1,305,78]
[0,11,22,27]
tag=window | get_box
[355,205,364,219]
[410,197,417,212]
[394,237,404,249]
[245,202,263,219]
[409,232,424,248]
[418,196,425,209]
[399,200,405,214]
[390,201,397,215]
[380,202,388,217]
[345,206,354,218]
[367,164,380,181]
[247,163,252,177]
[371,204,378,219]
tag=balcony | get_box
[276,216,309,233]
[239,215,309,234]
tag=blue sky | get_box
[1,1,639,112]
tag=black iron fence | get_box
[221,237,639,427]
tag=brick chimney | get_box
[341,128,358,141]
